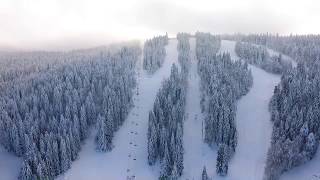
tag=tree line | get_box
[196,33,253,177]
[0,44,141,180]
[143,34,169,74]
[147,34,190,180]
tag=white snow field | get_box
[0,146,21,180]
[57,39,179,180]
[204,40,280,180]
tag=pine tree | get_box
[216,144,228,176]
[202,166,209,180]
[80,105,88,140]
[105,110,114,151]
[36,161,49,180]
[19,160,33,180]
[305,133,317,158]
[169,163,179,180]
[59,137,71,173]
[85,92,96,125]
[147,111,158,165]
[175,124,184,176]
[160,142,172,178]
[96,114,108,152]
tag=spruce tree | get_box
[96,114,108,152]
[202,166,209,180]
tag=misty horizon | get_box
[1,0,319,51]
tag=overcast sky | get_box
[1,0,319,50]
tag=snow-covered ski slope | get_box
[56,39,179,180]
[215,40,280,180]
[226,49,280,179]
[0,146,21,180]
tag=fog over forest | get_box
[1,0,319,50]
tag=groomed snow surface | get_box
[220,40,280,180]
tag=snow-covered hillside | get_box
[56,39,282,180]
[56,39,179,180]
[0,38,312,180]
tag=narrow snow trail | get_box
[0,146,21,180]
[181,38,216,180]
[228,66,279,180]
[216,40,280,180]
[57,39,179,180]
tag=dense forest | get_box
[226,34,320,65]
[0,44,141,180]
[143,35,169,74]
[147,33,190,179]
[264,62,320,180]
[0,43,136,91]
[196,32,253,176]
[235,41,292,74]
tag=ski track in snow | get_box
[184,40,280,180]
[56,39,179,180]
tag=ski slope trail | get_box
[215,40,280,180]
[57,39,179,180]
[181,38,216,180]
